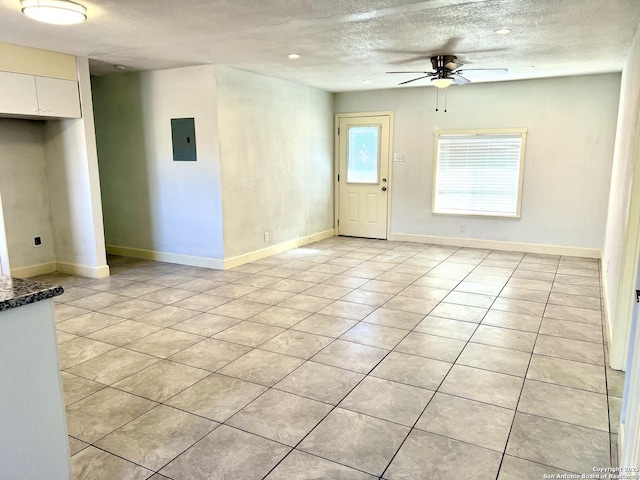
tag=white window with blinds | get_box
[433,129,527,218]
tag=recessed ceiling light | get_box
[522,65,535,70]
[362,79,373,84]
[494,28,512,35]
[288,53,301,60]
[21,0,87,25]
[114,64,127,71]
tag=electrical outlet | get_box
[459,224,466,233]
[33,236,42,247]
[264,231,270,242]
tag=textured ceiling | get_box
[0,0,638,92]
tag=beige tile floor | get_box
[38,236,625,479]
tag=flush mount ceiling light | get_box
[287,53,301,60]
[21,0,87,25]
[431,77,454,89]
[362,79,373,84]
[494,28,512,34]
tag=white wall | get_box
[216,66,334,258]
[44,58,109,278]
[603,25,640,369]
[0,118,56,270]
[92,65,225,262]
[335,74,620,253]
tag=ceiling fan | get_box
[387,55,507,88]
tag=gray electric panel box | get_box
[171,118,197,161]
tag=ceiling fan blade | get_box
[386,71,430,74]
[451,73,471,85]
[398,75,433,85]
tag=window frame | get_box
[432,128,528,219]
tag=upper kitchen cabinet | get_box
[0,43,81,119]
[0,72,81,119]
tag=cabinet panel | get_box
[0,71,38,116]
[35,76,81,118]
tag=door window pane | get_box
[347,125,380,183]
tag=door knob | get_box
[382,186,387,191]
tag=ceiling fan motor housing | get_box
[431,55,458,72]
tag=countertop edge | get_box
[0,276,64,312]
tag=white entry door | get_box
[337,114,391,239]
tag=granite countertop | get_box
[0,275,64,312]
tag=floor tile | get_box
[339,376,433,426]
[399,285,450,301]
[534,334,604,365]
[160,425,290,480]
[55,303,92,322]
[205,283,259,299]
[444,291,495,308]
[298,408,409,476]
[66,347,160,385]
[67,292,130,310]
[66,387,157,443]
[71,446,153,480]
[439,364,523,409]
[96,405,217,470]
[499,286,550,303]
[318,300,376,320]
[548,292,601,311]
[228,389,332,446]
[99,298,163,319]
[415,392,514,452]
[471,324,537,352]
[169,338,251,371]
[58,337,117,369]
[492,297,546,316]
[323,275,370,288]
[265,449,376,479]
[170,312,241,336]
[394,332,466,362]
[385,429,502,480]
[218,349,304,386]
[292,313,358,337]
[506,277,552,292]
[212,320,285,347]
[429,302,487,323]
[506,412,610,474]
[340,289,395,306]
[481,309,542,332]
[304,283,354,300]
[527,354,606,393]
[457,342,530,376]
[543,304,602,325]
[374,357,455,399]
[274,361,364,404]
[607,367,625,397]
[240,288,297,305]
[381,295,437,315]
[138,287,196,305]
[68,436,88,455]
[208,299,270,319]
[135,320,207,352]
[278,294,334,313]
[413,315,477,340]
[57,311,125,335]
[172,293,229,311]
[517,379,609,431]
[113,360,210,402]
[362,308,424,330]
[610,396,622,433]
[259,330,334,359]
[454,280,502,296]
[166,373,267,422]
[85,320,162,346]
[552,283,600,297]
[61,371,106,406]
[134,305,199,327]
[251,306,312,328]
[539,317,603,343]
[270,278,317,293]
[311,339,388,374]
[340,322,408,349]
[497,455,576,480]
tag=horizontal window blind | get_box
[434,133,524,217]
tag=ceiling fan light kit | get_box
[431,77,454,88]
[20,0,87,25]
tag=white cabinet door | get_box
[35,76,81,118]
[0,71,38,116]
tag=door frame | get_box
[0,191,10,275]
[334,111,394,239]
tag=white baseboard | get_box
[56,262,110,279]
[223,229,336,269]
[10,261,110,279]
[10,262,57,279]
[106,245,225,270]
[388,233,602,259]
[107,229,336,271]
